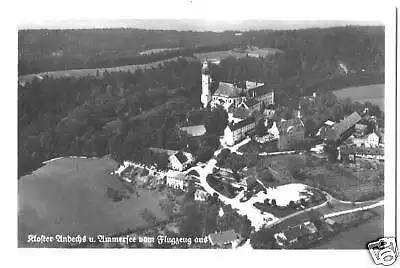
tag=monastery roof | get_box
[213,82,244,98]
[180,125,206,137]
[229,117,255,131]
[229,106,251,120]
[243,98,260,107]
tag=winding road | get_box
[186,137,384,240]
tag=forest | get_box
[18,26,384,75]
[18,26,384,177]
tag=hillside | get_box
[18,26,385,177]
[18,25,383,75]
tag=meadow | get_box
[193,47,283,62]
[18,57,189,84]
[333,84,384,110]
[18,156,168,247]
[139,48,181,55]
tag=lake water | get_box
[18,156,168,247]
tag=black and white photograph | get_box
[6,1,399,267]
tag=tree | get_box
[195,146,214,163]
[184,181,196,201]
[325,141,338,162]
[307,210,323,228]
[255,120,268,137]
[202,133,220,149]
[250,226,279,249]
[179,203,203,238]
[304,117,317,136]
[205,105,228,136]
[286,156,305,178]
[217,148,231,165]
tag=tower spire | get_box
[201,59,212,108]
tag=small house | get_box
[355,123,368,136]
[352,132,380,148]
[194,188,210,202]
[168,151,195,171]
[166,172,188,191]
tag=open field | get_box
[193,47,283,62]
[193,50,247,61]
[255,154,383,202]
[18,56,192,84]
[302,161,384,202]
[18,156,169,247]
[139,48,181,55]
[333,84,384,110]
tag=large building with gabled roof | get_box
[201,59,274,110]
[223,117,256,146]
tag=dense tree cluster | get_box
[217,150,258,173]
[19,58,202,176]
[179,200,251,245]
[250,226,280,249]
[19,26,383,79]
[19,28,242,74]
[19,26,385,177]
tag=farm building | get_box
[148,147,194,171]
[352,132,380,148]
[316,112,362,142]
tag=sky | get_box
[16,0,390,30]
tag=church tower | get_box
[201,60,212,108]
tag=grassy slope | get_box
[333,84,384,110]
[18,56,190,84]
[255,154,383,202]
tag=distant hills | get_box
[18,19,383,32]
